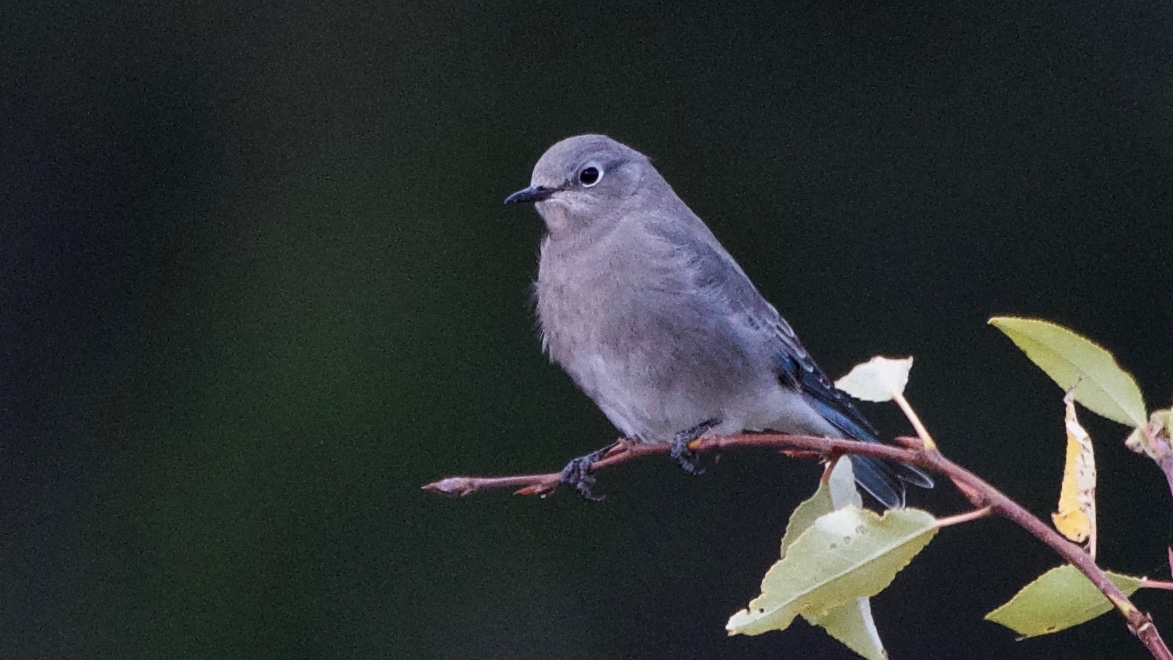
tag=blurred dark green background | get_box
[4,1,1172,658]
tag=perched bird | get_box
[505,135,931,507]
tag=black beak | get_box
[504,185,555,204]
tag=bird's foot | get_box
[560,443,617,501]
[670,418,719,476]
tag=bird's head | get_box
[505,134,659,236]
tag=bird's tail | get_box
[849,454,933,509]
[797,370,934,507]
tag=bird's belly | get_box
[559,342,790,443]
[537,254,798,442]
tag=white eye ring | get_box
[578,164,603,187]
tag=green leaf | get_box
[780,460,863,557]
[727,506,937,637]
[985,564,1144,638]
[989,317,1147,427]
[779,475,835,555]
[810,600,884,660]
[776,460,885,660]
[834,356,914,402]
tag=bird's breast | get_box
[535,243,626,370]
[535,232,773,440]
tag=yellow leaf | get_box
[1051,390,1097,558]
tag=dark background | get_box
[4,1,1172,658]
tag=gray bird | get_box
[505,134,931,507]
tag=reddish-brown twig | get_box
[422,432,1171,660]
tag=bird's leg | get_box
[671,418,719,475]
[559,441,619,501]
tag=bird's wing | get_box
[645,215,932,504]
[644,215,875,434]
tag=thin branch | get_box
[935,506,993,528]
[421,440,663,497]
[422,432,1172,660]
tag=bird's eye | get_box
[578,166,602,187]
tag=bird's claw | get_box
[670,438,704,475]
[670,418,719,476]
[560,449,608,501]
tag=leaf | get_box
[834,356,914,402]
[778,471,837,556]
[779,459,865,556]
[989,317,1147,427]
[1125,408,1173,515]
[727,506,937,637]
[826,454,864,511]
[775,460,886,660]
[985,564,1144,638]
[1052,390,1097,558]
[1125,408,1172,460]
[810,598,885,660]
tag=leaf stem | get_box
[935,507,993,527]
[1141,579,1173,592]
[892,392,937,451]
